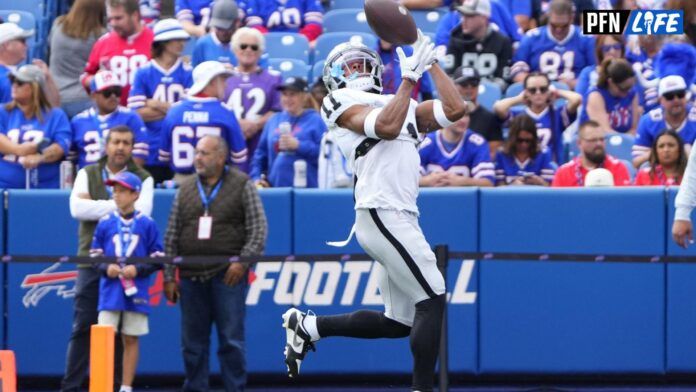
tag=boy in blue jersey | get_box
[176,0,214,37]
[91,171,163,392]
[633,76,696,168]
[72,71,149,169]
[419,113,495,187]
[245,0,324,42]
[160,61,247,180]
[510,0,595,90]
[129,19,193,183]
[191,0,239,67]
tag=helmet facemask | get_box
[323,44,383,94]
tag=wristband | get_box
[364,108,382,139]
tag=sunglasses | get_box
[601,43,623,53]
[611,79,633,93]
[516,138,534,144]
[458,81,479,88]
[100,87,122,98]
[526,86,549,94]
[663,91,686,101]
[239,43,259,51]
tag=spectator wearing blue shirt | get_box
[0,23,34,104]
[0,65,71,189]
[419,112,495,187]
[494,114,555,186]
[191,0,240,67]
[251,77,325,188]
[582,58,640,134]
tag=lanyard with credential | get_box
[196,177,224,216]
[102,169,113,198]
[116,215,137,257]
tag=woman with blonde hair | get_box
[0,65,71,189]
[49,0,106,117]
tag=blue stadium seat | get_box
[323,9,373,34]
[411,9,446,35]
[3,0,49,43]
[264,32,310,62]
[311,60,325,83]
[313,32,377,63]
[621,159,637,182]
[477,80,502,111]
[0,11,39,62]
[330,0,362,10]
[605,132,635,162]
[268,58,311,81]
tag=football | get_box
[364,0,418,45]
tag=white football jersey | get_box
[321,88,423,214]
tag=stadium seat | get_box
[0,11,39,62]
[323,9,373,34]
[477,80,502,111]
[264,32,310,62]
[268,58,311,81]
[3,0,49,44]
[620,159,637,182]
[411,9,446,35]
[311,60,325,83]
[330,0,362,10]
[605,132,635,162]
[313,32,377,63]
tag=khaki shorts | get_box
[98,310,149,336]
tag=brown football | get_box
[364,0,418,45]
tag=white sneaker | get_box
[282,308,316,378]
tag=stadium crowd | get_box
[1,0,696,389]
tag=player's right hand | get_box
[106,264,121,278]
[164,281,179,303]
[673,219,694,248]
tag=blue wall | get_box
[2,187,695,376]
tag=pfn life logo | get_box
[582,10,683,35]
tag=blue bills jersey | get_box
[191,33,237,67]
[418,129,495,184]
[633,105,696,160]
[0,64,11,104]
[176,0,213,26]
[580,86,636,133]
[494,148,556,185]
[159,97,247,174]
[511,25,595,81]
[0,107,71,189]
[129,59,193,166]
[91,211,163,314]
[508,105,575,163]
[245,0,323,32]
[71,107,149,168]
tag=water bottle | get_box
[278,122,292,155]
[60,160,74,189]
[293,159,307,188]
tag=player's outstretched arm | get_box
[415,63,467,133]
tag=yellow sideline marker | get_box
[0,350,17,392]
[89,325,114,392]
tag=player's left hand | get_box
[19,154,44,169]
[224,262,247,286]
[121,265,138,279]
[278,134,299,151]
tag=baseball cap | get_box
[189,61,233,95]
[210,0,239,30]
[584,168,614,187]
[455,0,491,17]
[453,66,480,85]
[90,70,122,93]
[0,22,34,46]
[10,64,45,87]
[278,77,309,92]
[658,75,687,97]
[105,171,142,192]
[153,18,190,42]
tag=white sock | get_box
[302,312,321,342]
[120,385,132,392]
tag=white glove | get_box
[396,29,436,83]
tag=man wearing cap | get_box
[63,124,153,392]
[191,0,241,67]
[163,134,267,391]
[160,61,247,182]
[0,23,33,104]
[71,70,149,169]
[81,0,154,107]
[445,0,512,89]
[453,65,502,157]
[129,19,193,183]
[511,0,595,90]
[552,120,630,187]
[633,75,696,168]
